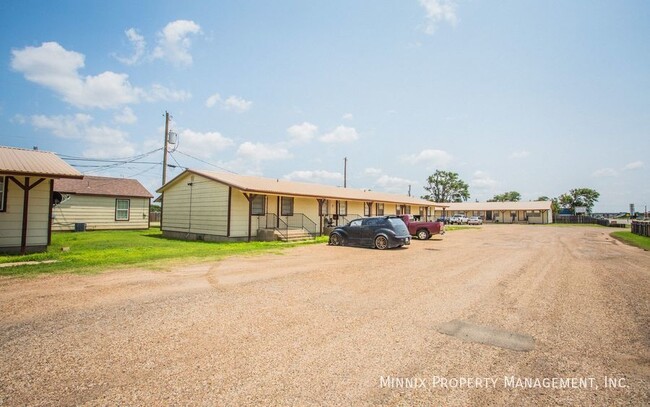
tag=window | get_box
[376,203,384,216]
[115,199,130,221]
[0,176,6,212]
[281,197,294,216]
[349,219,362,227]
[319,200,329,216]
[337,200,347,216]
[252,195,266,215]
[364,202,372,217]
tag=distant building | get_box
[52,176,153,231]
[437,201,553,224]
[156,169,449,242]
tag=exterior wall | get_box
[229,190,250,238]
[0,177,51,252]
[52,195,149,231]
[162,173,230,236]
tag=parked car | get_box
[467,216,483,225]
[449,214,469,224]
[437,216,451,223]
[397,214,445,240]
[329,216,411,250]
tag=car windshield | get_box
[387,218,409,235]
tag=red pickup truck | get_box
[397,214,445,240]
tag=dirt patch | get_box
[0,225,648,406]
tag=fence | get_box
[149,212,161,222]
[553,215,627,228]
[631,221,650,237]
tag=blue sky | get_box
[1,0,648,212]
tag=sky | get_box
[0,0,648,212]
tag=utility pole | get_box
[162,111,170,185]
[344,157,347,188]
[408,185,411,197]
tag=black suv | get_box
[329,216,411,250]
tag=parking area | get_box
[0,225,648,405]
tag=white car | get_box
[467,216,483,225]
[449,215,469,224]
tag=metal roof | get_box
[158,169,449,208]
[54,175,153,198]
[0,145,82,179]
[446,201,552,211]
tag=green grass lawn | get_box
[0,229,327,277]
[610,231,650,251]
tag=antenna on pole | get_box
[162,111,171,185]
[343,157,347,188]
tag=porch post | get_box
[317,198,325,236]
[243,193,257,242]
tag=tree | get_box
[536,196,550,201]
[488,191,521,202]
[422,170,470,203]
[557,188,600,213]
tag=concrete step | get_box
[275,229,314,242]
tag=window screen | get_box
[281,197,294,216]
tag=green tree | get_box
[422,170,470,203]
[488,191,521,202]
[536,196,550,201]
[557,188,600,213]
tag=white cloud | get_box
[114,28,146,65]
[470,170,498,190]
[146,84,191,102]
[284,170,343,183]
[114,107,137,124]
[342,113,353,120]
[403,149,452,168]
[319,125,359,143]
[510,150,530,159]
[11,42,143,109]
[30,113,134,158]
[287,122,318,143]
[31,113,92,138]
[152,20,201,67]
[178,129,234,159]
[205,93,222,108]
[592,168,618,177]
[623,161,644,171]
[205,93,252,112]
[375,175,414,194]
[236,142,292,161]
[223,95,252,112]
[10,114,27,124]
[364,167,383,176]
[419,0,458,34]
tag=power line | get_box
[174,149,238,174]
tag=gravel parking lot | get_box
[1,225,648,406]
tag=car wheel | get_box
[374,235,388,250]
[329,233,343,246]
[416,229,430,240]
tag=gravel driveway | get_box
[1,225,648,406]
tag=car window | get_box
[362,218,381,227]
[349,219,362,227]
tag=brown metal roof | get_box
[55,175,153,198]
[0,145,82,178]
[158,169,449,208]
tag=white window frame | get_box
[115,199,130,221]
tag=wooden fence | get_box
[553,215,627,228]
[631,221,650,237]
